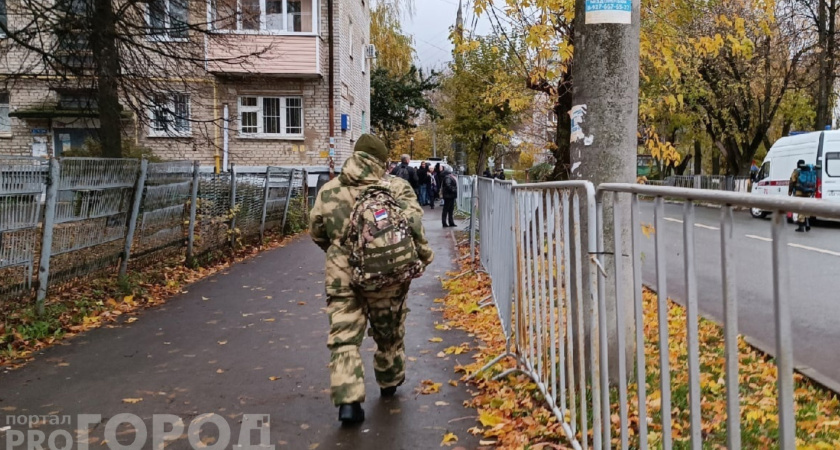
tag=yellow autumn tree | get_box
[470,0,576,179]
[640,0,814,176]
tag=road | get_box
[638,202,840,392]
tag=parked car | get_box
[750,130,840,220]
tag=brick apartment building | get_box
[0,0,371,168]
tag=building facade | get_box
[0,0,371,168]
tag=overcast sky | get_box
[404,0,492,71]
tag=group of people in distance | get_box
[389,155,459,227]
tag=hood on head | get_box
[338,151,387,186]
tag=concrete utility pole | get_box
[569,0,640,385]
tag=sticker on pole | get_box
[585,0,632,24]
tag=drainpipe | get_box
[328,0,336,179]
[223,104,230,172]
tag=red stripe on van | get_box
[756,180,790,187]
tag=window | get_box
[361,111,366,134]
[149,93,191,137]
[213,0,315,33]
[58,92,98,110]
[349,18,354,57]
[826,153,840,177]
[148,0,188,39]
[0,92,10,135]
[0,0,7,37]
[238,96,303,138]
[757,160,771,181]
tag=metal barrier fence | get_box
[475,177,517,341]
[456,174,475,214]
[0,157,306,312]
[647,175,751,192]
[0,157,46,301]
[466,178,840,449]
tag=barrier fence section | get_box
[0,157,46,300]
[456,174,475,215]
[649,175,750,193]
[469,179,840,449]
[471,179,604,450]
[0,158,306,312]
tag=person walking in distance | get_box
[417,161,430,206]
[391,155,420,201]
[440,165,458,227]
[433,163,443,208]
[789,159,817,232]
[310,135,434,425]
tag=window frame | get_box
[146,0,189,42]
[825,152,840,178]
[0,0,7,38]
[757,160,771,182]
[0,92,10,136]
[148,93,192,138]
[210,0,319,35]
[349,18,354,57]
[237,95,304,139]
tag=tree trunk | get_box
[551,74,573,180]
[474,137,489,176]
[816,0,833,130]
[694,140,702,175]
[674,154,692,175]
[712,147,720,175]
[90,0,123,158]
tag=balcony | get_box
[206,34,320,77]
[206,0,321,77]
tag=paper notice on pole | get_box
[585,0,632,24]
[570,104,587,143]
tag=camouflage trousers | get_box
[326,283,410,405]
[794,191,811,223]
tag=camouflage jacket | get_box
[310,151,434,296]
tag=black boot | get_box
[806,220,811,232]
[380,386,398,397]
[796,224,805,232]
[338,403,365,424]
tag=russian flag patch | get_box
[374,209,389,221]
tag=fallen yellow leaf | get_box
[440,432,458,446]
[429,337,443,343]
[122,398,143,404]
[269,376,279,381]
[218,341,228,345]
[478,409,504,427]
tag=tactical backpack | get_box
[798,165,818,194]
[342,182,424,291]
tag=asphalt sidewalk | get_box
[0,208,480,449]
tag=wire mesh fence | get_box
[47,158,138,289]
[129,161,193,268]
[0,157,47,302]
[0,158,308,309]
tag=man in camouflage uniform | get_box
[310,134,434,424]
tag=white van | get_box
[750,130,840,219]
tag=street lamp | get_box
[410,137,414,159]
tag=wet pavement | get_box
[0,209,481,450]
